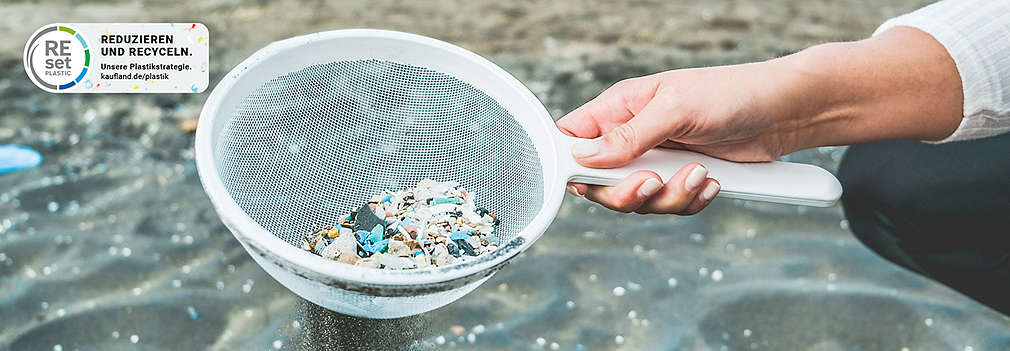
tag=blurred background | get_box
[2,0,1009,350]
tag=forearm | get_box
[765,26,963,151]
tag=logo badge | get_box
[24,24,91,92]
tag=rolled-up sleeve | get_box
[874,0,1010,143]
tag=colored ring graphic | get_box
[25,25,90,91]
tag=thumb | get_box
[570,96,680,168]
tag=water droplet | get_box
[122,247,132,257]
[467,333,476,343]
[172,280,182,288]
[615,335,625,345]
[565,300,575,309]
[588,274,598,282]
[216,281,225,290]
[550,342,560,350]
[627,310,637,319]
[689,233,704,242]
[41,301,49,310]
[56,308,65,317]
[273,340,283,349]
[536,337,546,346]
[132,287,143,296]
[924,318,933,327]
[698,267,709,277]
[181,265,191,274]
[47,202,59,213]
[53,345,62,351]
[743,329,752,337]
[667,277,678,287]
[111,331,120,339]
[435,336,446,345]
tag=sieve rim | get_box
[195,29,566,291]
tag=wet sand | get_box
[2,0,1009,350]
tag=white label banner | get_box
[23,23,209,93]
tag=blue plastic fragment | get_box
[414,250,425,257]
[449,230,472,240]
[186,306,199,320]
[381,195,392,203]
[364,239,389,254]
[356,230,370,244]
[0,145,42,175]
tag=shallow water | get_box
[3,1,1010,350]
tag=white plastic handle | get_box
[557,134,842,207]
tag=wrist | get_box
[763,27,963,150]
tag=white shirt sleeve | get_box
[874,0,1010,143]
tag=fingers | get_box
[571,87,687,169]
[556,77,659,139]
[567,163,722,215]
[574,171,664,213]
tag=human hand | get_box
[558,26,963,215]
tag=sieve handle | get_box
[558,135,842,207]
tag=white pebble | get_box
[924,318,934,327]
[743,329,752,337]
[172,280,182,288]
[273,340,282,349]
[711,270,723,282]
[536,337,546,346]
[615,335,625,344]
[588,274,598,282]
[965,346,973,351]
[698,267,709,277]
[53,345,62,351]
[122,247,132,257]
[130,334,139,343]
[111,331,120,339]
[627,310,637,319]
[667,277,678,287]
[467,333,476,343]
[612,286,626,296]
[132,287,143,296]
[550,342,560,350]
[435,336,446,345]
[566,301,575,309]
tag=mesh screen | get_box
[213,59,545,247]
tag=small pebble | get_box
[612,286,626,296]
[450,325,466,336]
[615,335,625,344]
[536,337,546,346]
[667,277,678,287]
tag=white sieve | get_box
[195,29,842,318]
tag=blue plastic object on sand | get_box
[0,145,41,174]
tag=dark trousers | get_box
[838,132,1010,315]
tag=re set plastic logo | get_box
[23,23,209,93]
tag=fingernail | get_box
[638,178,663,198]
[571,138,602,159]
[567,184,583,197]
[684,165,708,191]
[700,182,720,201]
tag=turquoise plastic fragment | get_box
[0,145,42,175]
[400,218,413,227]
[431,197,463,205]
[381,195,392,203]
[414,250,425,257]
[364,239,389,254]
[449,230,472,240]
[368,224,384,243]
